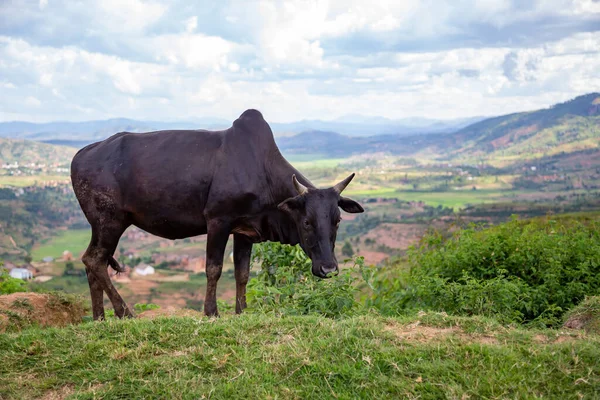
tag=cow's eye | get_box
[303,220,311,228]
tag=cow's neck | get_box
[265,147,316,202]
[234,208,300,246]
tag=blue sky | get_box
[0,0,599,123]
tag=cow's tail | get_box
[108,256,126,273]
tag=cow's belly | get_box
[129,206,207,240]
[132,216,207,240]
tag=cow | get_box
[70,109,364,320]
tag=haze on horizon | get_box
[0,0,599,124]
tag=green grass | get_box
[291,157,347,169]
[29,275,90,295]
[0,312,598,399]
[345,188,506,209]
[31,229,90,261]
[0,175,71,187]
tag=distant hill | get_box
[270,115,483,137]
[0,118,230,142]
[449,93,600,161]
[0,115,485,141]
[2,93,598,165]
[0,138,76,166]
[277,130,445,158]
[277,93,600,162]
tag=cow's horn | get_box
[292,174,308,195]
[333,173,355,194]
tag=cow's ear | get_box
[338,196,364,213]
[278,196,304,214]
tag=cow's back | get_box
[71,129,225,238]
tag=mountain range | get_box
[277,93,600,162]
[0,93,598,167]
[0,115,484,142]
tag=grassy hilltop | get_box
[2,214,600,399]
[0,313,599,399]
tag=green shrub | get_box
[0,266,27,295]
[370,215,600,327]
[134,303,160,313]
[246,242,366,318]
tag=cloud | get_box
[0,0,599,123]
[185,16,198,33]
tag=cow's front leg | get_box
[233,234,253,314]
[204,219,230,317]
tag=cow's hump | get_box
[233,109,268,134]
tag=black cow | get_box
[71,109,364,320]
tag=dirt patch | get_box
[38,385,74,400]
[0,292,88,332]
[564,316,589,330]
[136,306,203,320]
[490,124,538,149]
[563,297,600,335]
[358,250,389,265]
[362,223,426,251]
[385,320,461,343]
[384,320,500,345]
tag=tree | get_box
[0,264,27,294]
[342,241,354,258]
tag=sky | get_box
[0,0,599,123]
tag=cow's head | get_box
[278,173,364,278]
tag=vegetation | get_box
[247,242,365,318]
[368,215,600,327]
[0,137,75,166]
[1,313,599,399]
[1,93,600,398]
[0,267,27,295]
[31,228,90,261]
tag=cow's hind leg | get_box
[233,234,252,314]
[204,219,231,317]
[83,231,106,320]
[83,222,132,320]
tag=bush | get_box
[246,242,367,318]
[0,266,27,295]
[370,215,600,327]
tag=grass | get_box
[291,157,347,169]
[345,188,506,208]
[0,312,598,399]
[0,175,70,187]
[31,229,90,261]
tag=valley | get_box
[1,93,599,312]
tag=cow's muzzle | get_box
[312,263,339,279]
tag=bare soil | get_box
[0,292,88,332]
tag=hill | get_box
[0,138,76,166]
[0,312,598,399]
[449,93,600,162]
[277,130,446,158]
[0,116,484,141]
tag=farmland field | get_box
[0,174,70,187]
[31,229,90,261]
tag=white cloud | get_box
[25,96,41,107]
[0,1,599,123]
[151,33,234,69]
[39,0,48,10]
[97,0,166,33]
[185,16,198,33]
